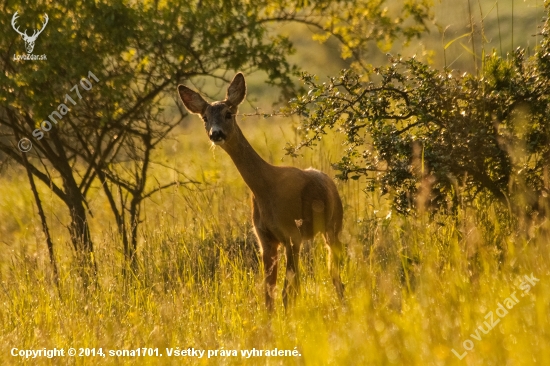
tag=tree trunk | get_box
[19,137,60,289]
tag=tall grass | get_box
[0,118,549,365]
[1,4,548,363]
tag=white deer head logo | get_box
[11,11,49,54]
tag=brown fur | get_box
[178,73,345,310]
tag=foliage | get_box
[273,0,433,68]
[286,11,550,215]
[0,0,433,271]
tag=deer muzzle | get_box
[209,129,226,144]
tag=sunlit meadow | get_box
[0,114,549,365]
[1,1,549,365]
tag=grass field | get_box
[0,116,549,365]
[1,1,549,365]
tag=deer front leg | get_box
[282,232,302,309]
[253,199,280,311]
[261,239,279,311]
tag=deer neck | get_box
[221,124,274,196]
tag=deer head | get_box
[178,73,247,146]
[11,11,49,54]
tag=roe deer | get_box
[178,73,345,310]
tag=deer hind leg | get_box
[282,232,302,309]
[325,231,345,301]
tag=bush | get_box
[286,12,550,216]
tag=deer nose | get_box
[209,129,226,142]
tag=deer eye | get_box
[225,112,232,119]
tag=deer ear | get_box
[226,73,246,107]
[178,85,208,114]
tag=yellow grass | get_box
[0,119,549,365]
